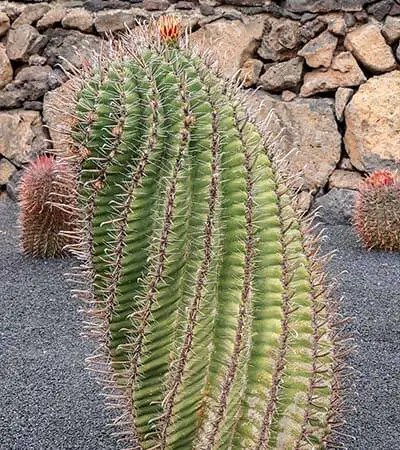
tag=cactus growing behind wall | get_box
[354,170,400,251]
[61,18,345,450]
[19,155,76,258]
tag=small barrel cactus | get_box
[63,17,344,449]
[19,155,76,258]
[354,169,400,251]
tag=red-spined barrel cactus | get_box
[19,155,76,258]
[62,17,344,449]
[354,170,400,251]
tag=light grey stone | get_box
[313,188,356,225]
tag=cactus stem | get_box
[126,69,193,440]
[202,107,255,450]
[255,181,300,449]
[101,78,159,342]
[293,266,324,447]
[158,104,221,449]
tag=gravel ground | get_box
[319,224,400,450]
[0,198,121,450]
[0,197,399,450]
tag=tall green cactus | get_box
[65,18,343,450]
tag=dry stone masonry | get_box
[0,0,400,223]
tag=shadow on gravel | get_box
[1,197,399,450]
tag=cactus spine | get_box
[354,170,400,251]
[19,155,76,258]
[66,19,343,449]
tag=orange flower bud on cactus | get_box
[157,16,182,42]
[362,169,396,188]
[354,170,400,251]
[19,155,77,258]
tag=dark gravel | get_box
[0,198,120,450]
[319,224,400,450]
[0,197,399,449]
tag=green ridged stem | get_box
[69,35,340,450]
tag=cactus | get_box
[354,169,400,251]
[19,155,76,258]
[64,18,344,449]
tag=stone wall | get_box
[1,0,400,224]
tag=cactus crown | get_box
[362,169,396,188]
[18,155,76,258]
[354,170,400,251]
[62,18,343,450]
